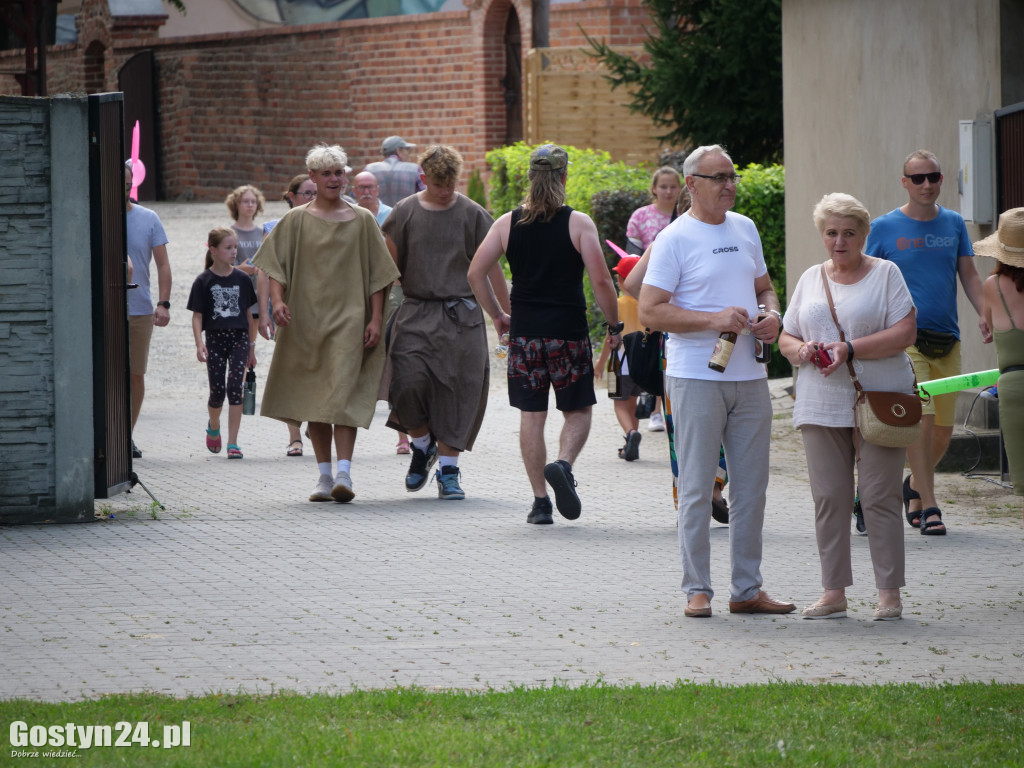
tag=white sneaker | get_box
[332,471,355,503]
[648,412,665,432]
[309,473,334,502]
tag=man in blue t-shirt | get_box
[125,161,172,459]
[865,149,991,536]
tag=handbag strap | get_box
[819,262,925,399]
[819,264,863,393]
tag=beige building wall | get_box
[782,0,1002,375]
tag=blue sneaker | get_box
[436,466,465,500]
[405,439,438,492]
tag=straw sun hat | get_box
[973,207,1024,267]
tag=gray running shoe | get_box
[332,471,354,503]
[309,473,334,502]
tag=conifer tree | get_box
[586,0,782,165]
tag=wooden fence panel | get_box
[525,46,670,167]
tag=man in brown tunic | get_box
[382,145,510,500]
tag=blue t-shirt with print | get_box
[864,206,972,338]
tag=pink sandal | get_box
[206,422,221,454]
[396,437,411,455]
[227,444,243,459]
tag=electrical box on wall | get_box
[958,120,993,224]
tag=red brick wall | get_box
[550,0,653,46]
[0,0,653,201]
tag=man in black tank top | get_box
[469,144,622,525]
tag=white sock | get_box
[438,456,458,470]
[337,459,351,475]
[317,462,332,477]
[410,433,432,451]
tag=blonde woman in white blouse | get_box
[778,193,917,621]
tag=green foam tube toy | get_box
[918,369,999,398]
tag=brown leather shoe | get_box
[728,590,796,614]
[684,595,712,618]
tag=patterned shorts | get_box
[507,336,596,412]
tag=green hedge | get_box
[733,163,788,377]
[485,142,649,220]
[591,188,651,263]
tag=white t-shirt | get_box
[783,258,916,429]
[643,211,768,381]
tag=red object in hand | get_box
[811,346,833,370]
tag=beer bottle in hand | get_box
[754,304,772,364]
[708,331,737,372]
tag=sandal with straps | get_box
[286,439,303,457]
[227,444,243,460]
[206,422,222,454]
[618,430,641,462]
[903,474,921,528]
[919,507,946,535]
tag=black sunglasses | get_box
[904,172,941,185]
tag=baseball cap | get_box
[613,255,640,280]
[381,136,415,155]
[529,144,569,171]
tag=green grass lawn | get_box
[3,683,1023,766]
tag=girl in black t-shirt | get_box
[187,227,258,459]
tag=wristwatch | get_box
[605,321,625,335]
[157,301,171,309]
[767,309,782,323]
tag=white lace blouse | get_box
[783,259,916,429]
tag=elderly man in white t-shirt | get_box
[639,144,794,619]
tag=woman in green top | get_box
[979,208,1024,522]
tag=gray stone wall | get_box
[0,97,57,517]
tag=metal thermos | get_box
[242,367,257,415]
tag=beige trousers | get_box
[801,425,906,590]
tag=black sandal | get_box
[903,475,921,528]
[621,430,641,462]
[919,507,946,536]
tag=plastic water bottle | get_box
[495,333,510,359]
[242,367,257,415]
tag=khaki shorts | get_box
[908,341,960,427]
[129,314,154,376]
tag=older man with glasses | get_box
[639,144,793,619]
[352,171,393,226]
[864,149,992,537]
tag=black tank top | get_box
[506,206,588,339]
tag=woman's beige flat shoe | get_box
[872,602,902,621]
[801,598,847,619]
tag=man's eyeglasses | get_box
[297,190,317,198]
[691,173,741,185]
[904,172,942,185]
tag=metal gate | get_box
[995,101,1024,213]
[89,92,133,499]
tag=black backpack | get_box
[620,329,664,397]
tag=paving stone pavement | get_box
[2,201,1022,702]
